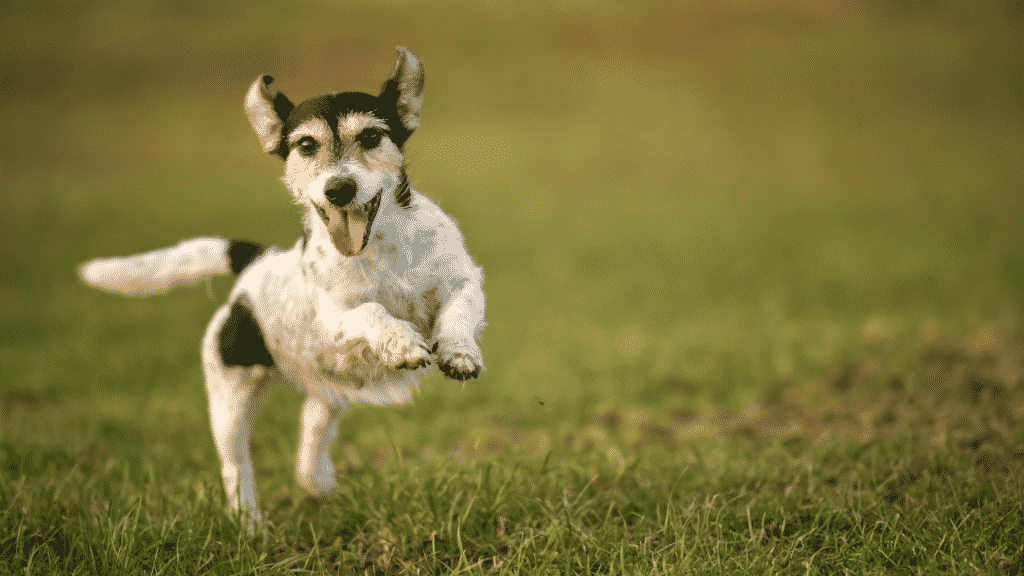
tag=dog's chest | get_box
[244,239,439,383]
[305,234,436,330]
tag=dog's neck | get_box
[298,212,400,297]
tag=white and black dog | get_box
[79,47,485,528]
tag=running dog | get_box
[79,47,486,529]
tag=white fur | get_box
[206,188,483,530]
[78,237,231,294]
[79,48,485,532]
[83,187,485,531]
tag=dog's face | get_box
[245,48,425,256]
[279,94,407,256]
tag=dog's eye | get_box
[356,129,383,150]
[295,137,319,157]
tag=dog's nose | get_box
[323,177,358,206]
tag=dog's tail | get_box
[78,238,265,295]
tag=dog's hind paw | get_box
[435,341,483,382]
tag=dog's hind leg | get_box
[201,304,276,531]
[295,395,346,499]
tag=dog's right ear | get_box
[379,48,425,146]
[245,75,294,158]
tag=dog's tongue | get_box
[331,208,370,256]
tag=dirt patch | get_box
[728,323,1024,473]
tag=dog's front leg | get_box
[433,277,486,381]
[319,292,431,369]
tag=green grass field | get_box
[2,1,1023,573]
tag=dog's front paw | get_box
[374,320,432,370]
[434,340,484,381]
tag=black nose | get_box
[323,177,358,206]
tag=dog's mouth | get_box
[315,191,382,256]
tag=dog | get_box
[78,47,486,529]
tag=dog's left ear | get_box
[379,47,425,143]
[245,75,295,158]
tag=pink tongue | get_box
[331,208,369,256]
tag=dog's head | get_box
[245,47,424,256]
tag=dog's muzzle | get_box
[316,178,382,256]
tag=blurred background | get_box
[2,0,1023,460]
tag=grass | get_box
[3,432,1022,573]
[2,0,1024,573]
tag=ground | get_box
[2,1,1023,573]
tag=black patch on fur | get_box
[439,359,480,382]
[264,76,295,117]
[263,76,296,158]
[281,92,414,151]
[394,170,412,209]
[227,240,266,275]
[218,302,274,367]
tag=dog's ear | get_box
[245,75,294,158]
[379,47,425,141]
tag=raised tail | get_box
[78,238,265,295]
